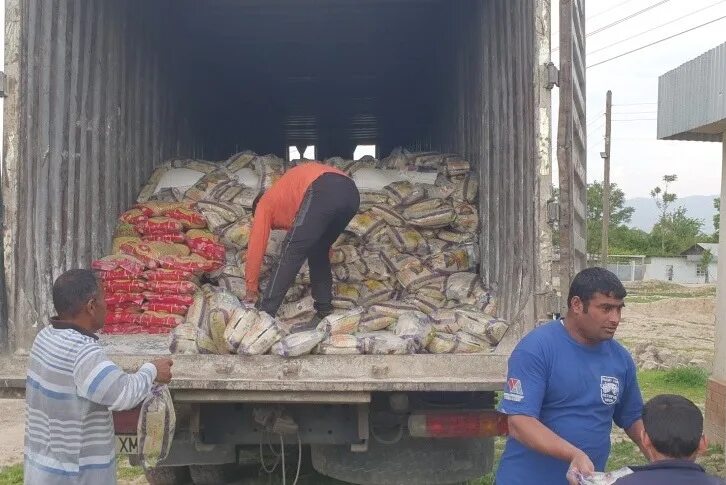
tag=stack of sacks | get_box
[103,148,510,352]
[95,201,221,334]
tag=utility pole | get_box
[601,90,612,267]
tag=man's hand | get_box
[244,290,259,305]
[566,450,594,485]
[151,358,173,384]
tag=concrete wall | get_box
[644,257,718,284]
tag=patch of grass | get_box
[0,465,23,485]
[116,459,144,480]
[638,367,708,403]
[606,441,647,472]
[627,296,667,304]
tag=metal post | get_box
[601,91,612,267]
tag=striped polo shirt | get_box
[24,320,157,485]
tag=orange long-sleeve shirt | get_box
[245,162,348,293]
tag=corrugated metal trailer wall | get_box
[423,0,551,347]
[2,0,197,352]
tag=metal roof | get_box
[657,42,726,142]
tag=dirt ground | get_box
[618,281,716,370]
[0,280,718,482]
[0,399,25,467]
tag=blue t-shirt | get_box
[495,320,643,485]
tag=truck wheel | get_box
[189,464,239,485]
[144,465,191,485]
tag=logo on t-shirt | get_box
[600,376,620,405]
[503,378,524,402]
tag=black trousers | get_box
[259,173,360,317]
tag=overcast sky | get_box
[553,0,726,199]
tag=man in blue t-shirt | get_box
[496,267,646,485]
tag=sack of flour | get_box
[271,330,326,357]
[316,307,364,335]
[137,385,176,469]
[237,312,284,355]
[315,334,363,355]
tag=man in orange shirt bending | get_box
[244,162,360,323]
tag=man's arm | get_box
[73,343,165,411]
[625,419,647,458]
[245,206,272,297]
[508,415,594,477]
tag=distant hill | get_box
[625,195,718,234]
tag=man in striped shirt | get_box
[24,269,173,484]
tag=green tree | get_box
[700,248,714,283]
[650,174,679,253]
[587,181,635,255]
[649,207,703,255]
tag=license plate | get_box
[115,434,139,454]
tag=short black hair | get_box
[251,192,265,215]
[52,269,100,316]
[567,267,626,309]
[643,394,703,458]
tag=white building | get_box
[643,243,718,284]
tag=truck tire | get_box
[311,435,494,485]
[144,465,191,485]
[189,464,239,485]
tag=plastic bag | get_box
[159,254,217,274]
[576,469,633,485]
[92,254,145,274]
[315,334,362,355]
[368,204,406,227]
[137,385,176,469]
[219,219,252,250]
[188,238,226,261]
[237,312,284,356]
[119,208,150,225]
[136,217,184,235]
[392,312,435,351]
[316,307,364,335]
[146,280,199,295]
[145,293,195,306]
[386,227,429,254]
[139,312,185,328]
[346,211,385,239]
[103,279,147,293]
[332,283,361,310]
[143,268,195,282]
[164,207,207,229]
[196,308,230,354]
[455,308,509,346]
[106,312,142,325]
[99,267,140,281]
[142,303,189,315]
[224,306,260,352]
[403,199,456,228]
[142,233,186,244]
[358,312,397,332]
[358,332,416,355]
[277,295,316,322]
[105,293,144,306]
[271,330,326,357]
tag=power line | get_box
[587,113,605,127]
[612,111,657,115]
[612,118,657,121]
[588,14,726,68]
[588,0,638,21]
[588,0,726,56]
[613,102,657,106]
[553,0,671,52]
[588,0,672,37]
